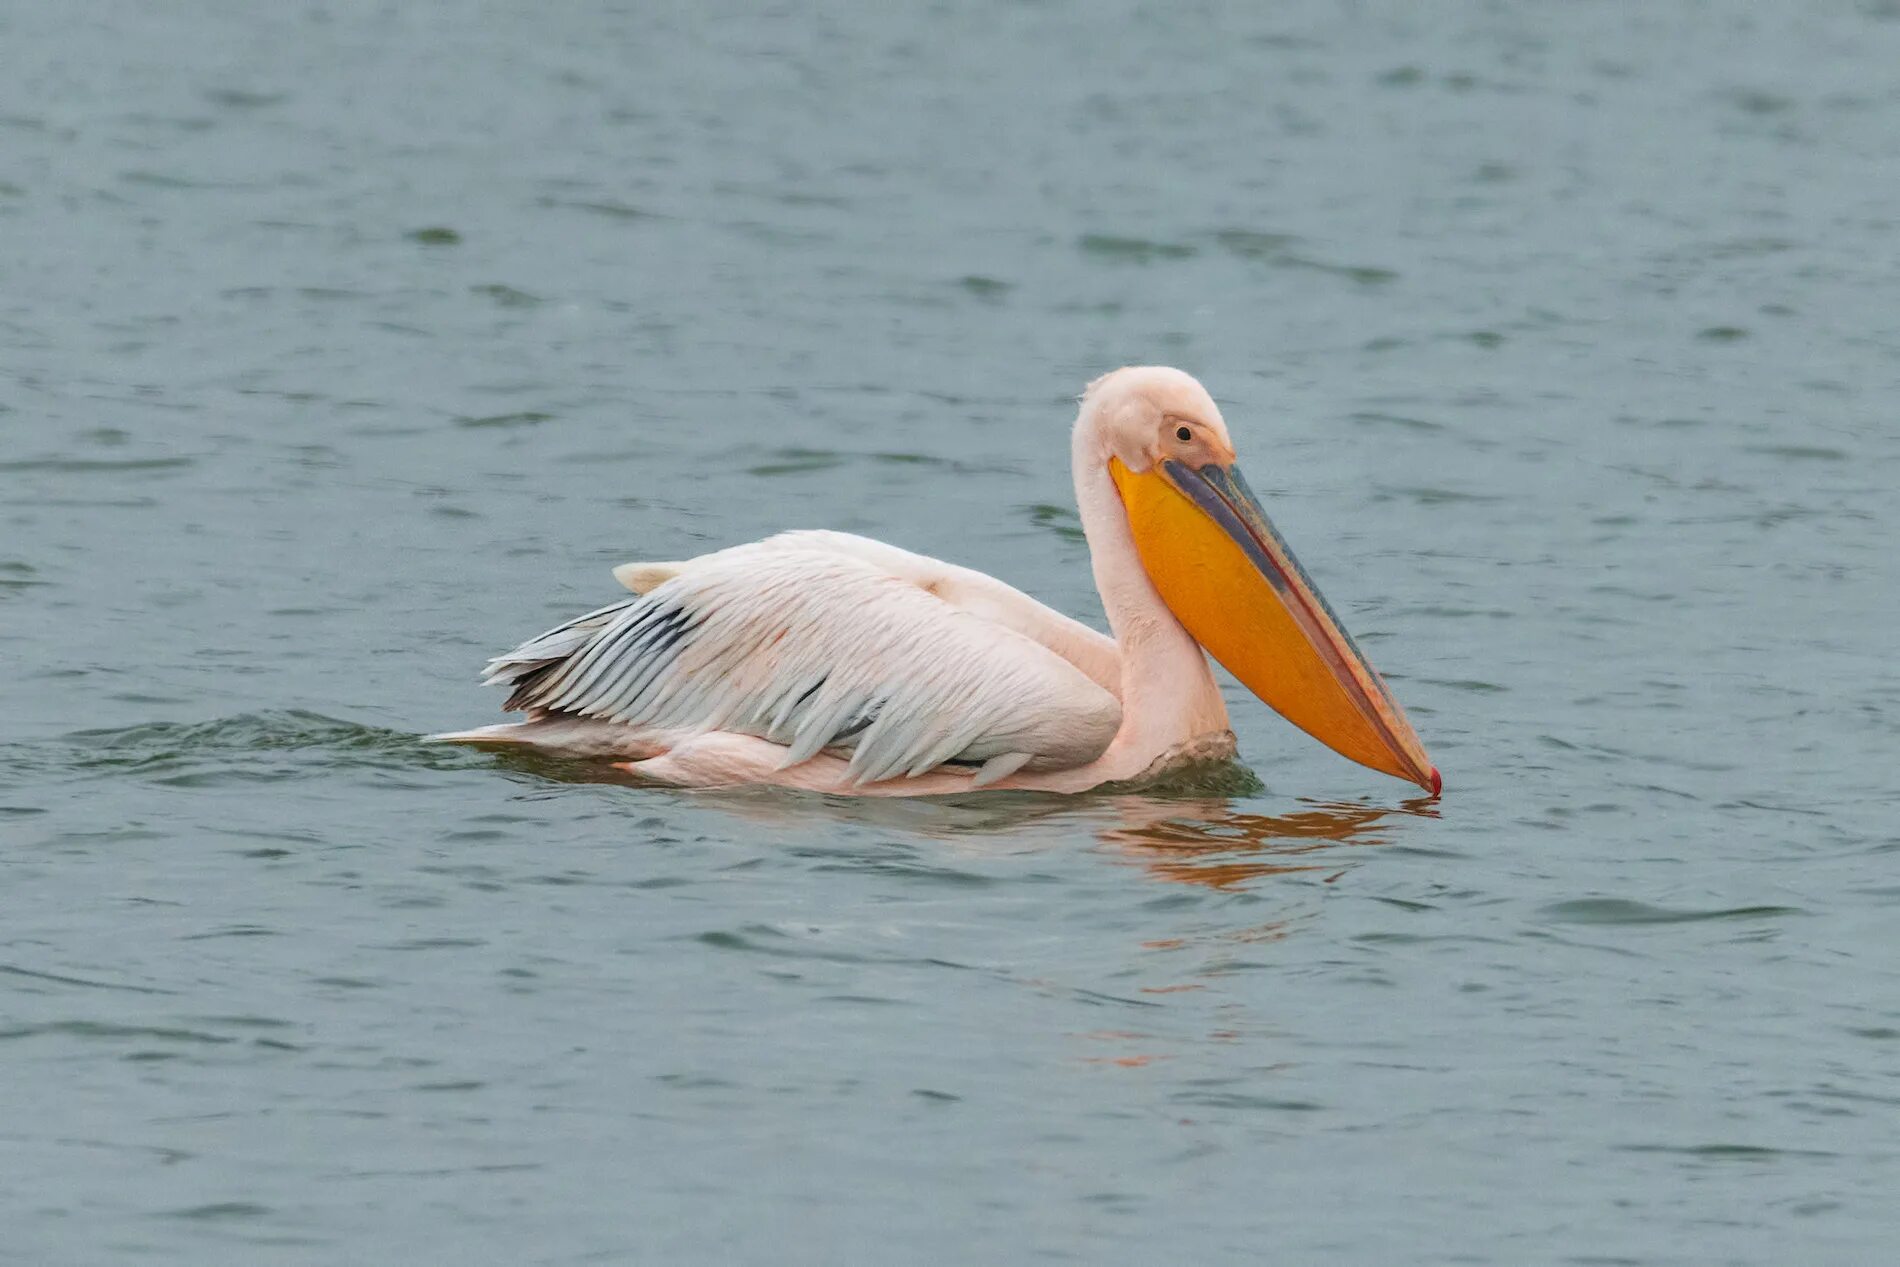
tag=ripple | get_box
[0,456,193,473]
[1377,485,1506,505]
[1538,899,1803,926]
[1745,444,1848,462]
[159,1202,272,1221]
[1171,1091,1325,1112]
[1617,1143,1833,1161]
[1277,256,1398,286]
[693,926,891,965]
[1210,228,1398,283]
[7,710,481,786]
[1350,411,1448,433]
[470,283,544,308]
[747,447,846,476]
[1026,502,1086,542]
[1212,228,1300,258]
[1078,233,1196,262]
[0,963,176,995]
[956,275,1013,300]
[0,1020,234,1045]
[456,411,555,428]
[539,197,657,221]
[203,88,285,110]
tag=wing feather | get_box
[483,539,1120,782]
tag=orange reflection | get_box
[1093,793,1441,891]
[485,745,1441,895]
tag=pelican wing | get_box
[757,531,1121,695]
[609,530,1120,694]
[483,538,1121,784]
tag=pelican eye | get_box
[1174,425,1192,442]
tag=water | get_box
[4,2,1899,1261]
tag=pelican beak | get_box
[1110,457,1440,794]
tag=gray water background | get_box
[4,2,1900,1262]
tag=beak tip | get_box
[1426,767,1442,797]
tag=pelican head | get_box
[1079,367,1439,794]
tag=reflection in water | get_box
[482,747,1439,892]
[483,746,1086,834]
[1092,794,1442,890]
[1075,795,1440,1071]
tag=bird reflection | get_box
[1091,793,1441,890]
[483,746,1438,892]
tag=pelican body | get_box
[438,368,1439,796]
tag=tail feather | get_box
[429,716,673,759]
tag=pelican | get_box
[436,367,1439,797]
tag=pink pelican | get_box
[437,367,1439,796]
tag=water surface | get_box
[4,2,1899,1262]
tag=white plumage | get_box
[482,533,1121,786]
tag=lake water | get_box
[4,2,1899,1262]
